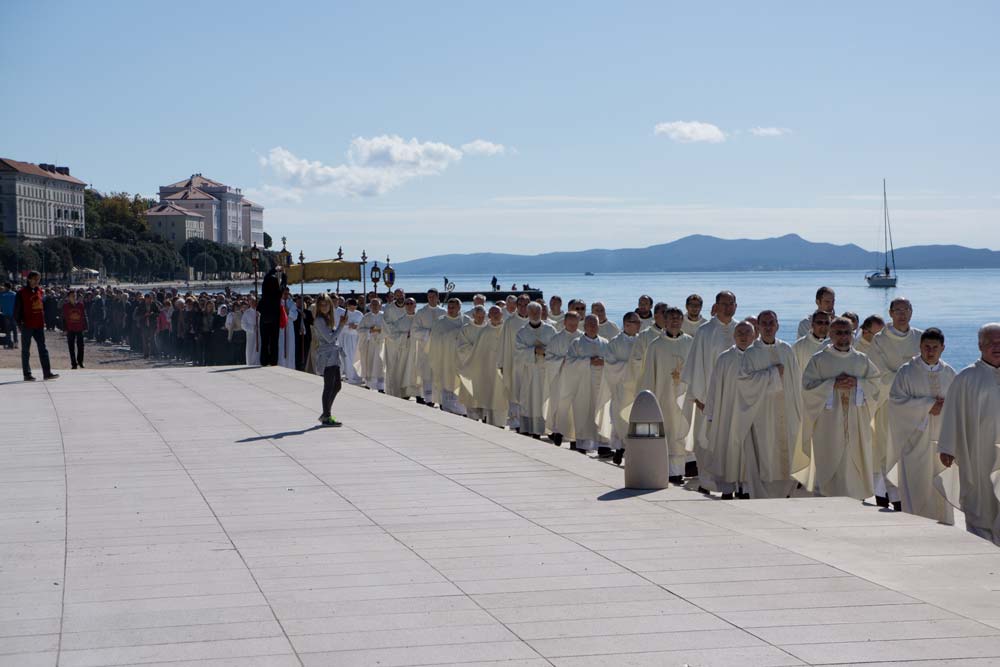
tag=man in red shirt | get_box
[62,289,88,369]
[13,271,58,381]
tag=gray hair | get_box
[979,322,1000,345]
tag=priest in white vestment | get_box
[855,315,885,357]
[384,298,415,398]
[793,310,830,383]
[560,315,611,455]
[638,307,693,482]
[241,296,260,366]
[800,317,882,500]
[702,322,757,497]
[514,303,558,436]
[869,297,922,509]
[338,299,363,385]
[888,328,956,524]
[682,290,738,485]
[681,294,707,337]
[735,311,806,499]
[358,298,385,391]
[456,306,507,426]
[499,295,530,428]
[603,313,643,464]
[502,295,517,321]
[548,296,566,331]
[635,295,655,331]
[796,286,836,339]
[937,323,1000,545]
[429,298,469,414]
[411,290,445,404]
[543,312,583,446]
[277,290,297,370]
[592,302,620,340]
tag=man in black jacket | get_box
[257,265,286,366]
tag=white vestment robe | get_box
[549,312,566,331]
[457,322,507,426]
[636,313,655,331]
[277,298,297,370]
[703,346,747,494]
[338,309,363,384]
[937,360,1000,544]
[638,332,693,475]
[542,329,582,438]
[598,319,620,340]
[384,312,414,398]
[855,334,876,356]
[514,321,558,435]
[358,311,385,390]
[499,314,528,426]
[560,335,611,450]
[602,332,643,450]
[793,334,828,383]
[801,347,881,500]
[682,317,738,472]
[869,326,922,498]
[411,304,444,400]
[681,315,707,338]
[429,313,469,413]
[888,358,956,524]
[736,339,807,498]
[241,308,260,366]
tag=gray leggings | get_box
[322,365,342,417]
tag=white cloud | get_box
[750,126,792,137]
[259,134,503,198]
[461,139,507,156]
[654,120,726,144]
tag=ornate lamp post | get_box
[361,250,368,301]
[250,242,260,297]
[383,255,395,302]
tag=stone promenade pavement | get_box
[2,366,1000,666]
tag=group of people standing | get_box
[336,284,1000,547]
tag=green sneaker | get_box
[321,416,343,428]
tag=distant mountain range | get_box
[394,234,1000,274]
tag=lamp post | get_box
[250,242,260,297]
[623,391,670,490]
[383,255,395,302]
[360,250,368,302]
[298,250,305,369]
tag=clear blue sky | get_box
[2,1,997,260]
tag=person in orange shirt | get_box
[13,271,58,381]
[62,289,89,369]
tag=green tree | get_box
[263,232,273,249]
[193,252,217,277]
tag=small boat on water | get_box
[866,179,898,288]
[584,271,595,276]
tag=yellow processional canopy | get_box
[284,259,363,285]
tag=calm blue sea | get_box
[307,269,999,369]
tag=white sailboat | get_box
[866,179,898,288]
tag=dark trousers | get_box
[20,326,52,378]
[260,320,280,366]
[142,328,154,358]
[67,331,85,367]
[322,365,342,417]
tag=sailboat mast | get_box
[882,179,889,273]
[884,179,897,273]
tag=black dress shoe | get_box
[43,373,59,380]
[613,450,624,465]
[24,375,36,382]
[697,486,711,495]
[875,495,889,508]
[668,475,683,485]
[550,433,563,447]
[71,365,78,370]
[720,492,734,500]
[597,447,613,459]
[569,441,577,450]
[685,460,699,478]
[78,363,85,369]
[737,492,751,500]
[892,501,902,512]
[415,396,425,405]
[531,434,541,440]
